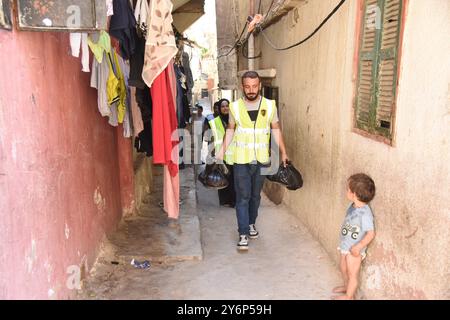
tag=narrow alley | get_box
[79,166,340,300]
[1,0,449,302]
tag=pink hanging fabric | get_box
[163,164,180,219]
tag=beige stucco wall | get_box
[133,152,154,215]
[215,0,242,89]
[230,0,449,299]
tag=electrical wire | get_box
[242,40,262,59]
[264,0,276,18]
[217,0,278,59]
[217,21,249,58]
[259,0,347,51]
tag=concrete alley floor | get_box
[79,166,341,300]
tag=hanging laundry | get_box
[182,51,194,105]
[135,86,152,122]
[163,164,180,219]
[117,54,133,138]
[88,31,111,63]
[142,0,178,88]
[109,0,137,60]
[106,0,114,16]
[70,33,90,72]
[134,86,153,156]
[129,34,146,89]
[90,32,112,118]
[135,120,153,157]
[151,66,179,177]
[130,87,144,137]
[134,0,149,36]
[128,0,150,89]
[167,61,177,112]
[174,64,187,129]
[106,50,127,124]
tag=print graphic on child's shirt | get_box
[341,223,361,240]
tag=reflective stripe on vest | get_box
[210,116,234,164]
[236,127,270,135]
[209,117,224,151]
[235,142,269,149]
[230,97,275,164]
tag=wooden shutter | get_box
[375,0,402,136]
[355,0,403,139]
[355,0,380,130]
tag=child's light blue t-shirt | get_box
[339,204,374,253]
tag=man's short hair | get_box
[197,105,203,111]
[348,173,376,203]
[242,71,260,84]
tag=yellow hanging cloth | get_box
[106,50,126,123]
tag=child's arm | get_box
[351,231,375,257]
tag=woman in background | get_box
[210,99,235,207]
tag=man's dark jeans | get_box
[234,163,266,235]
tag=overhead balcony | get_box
[172,0,205,33]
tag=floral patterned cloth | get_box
[142,0,177,88]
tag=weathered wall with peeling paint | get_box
[133,152,154,214]
[215,0,240,89]
[0,30,134,299]
[226,0,450,299]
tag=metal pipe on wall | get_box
[248,0,255,71]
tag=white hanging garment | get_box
[69,33,90,73]
[135,0,149,33]
[106,0,114,17]
[70,33,81,57]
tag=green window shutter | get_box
[374,0,403,137]
[355,0,403,139]
[355,0,381,131]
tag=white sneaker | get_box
[249,224,259,239]
[237,235,249,251]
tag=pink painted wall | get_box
[0,29,134,299]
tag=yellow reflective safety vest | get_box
[209,116,234,164]
[229,97,277,164]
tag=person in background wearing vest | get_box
[205,101,221,131]
[209,99,236,208]
[216,71,289,251]
[202,101,221,147]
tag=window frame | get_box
[0,0,12,30]
[352,0,408,146]
[15,0,106,32]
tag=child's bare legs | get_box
[332,254,348,293]
[333,254,362,300]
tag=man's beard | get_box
[244,92,260,101]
